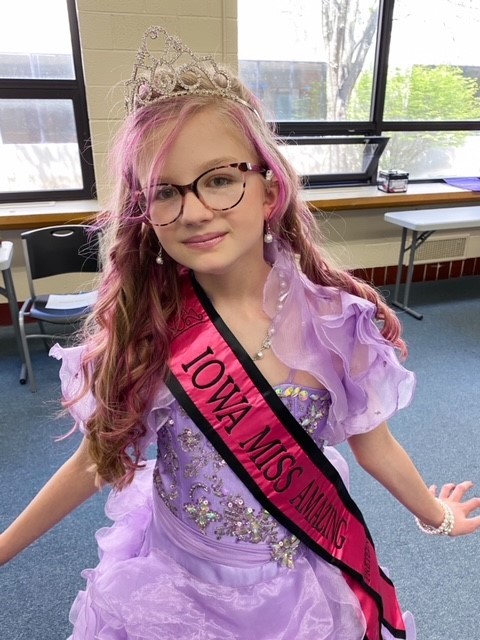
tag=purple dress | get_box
[50,248,417,640]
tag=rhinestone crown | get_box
[125,26,255,115]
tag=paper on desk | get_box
[46,291,98,309]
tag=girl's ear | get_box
[263,172,279,218]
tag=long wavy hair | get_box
[70,71,406,489]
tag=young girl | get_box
[1,26,479,640]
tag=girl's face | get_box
[139,107,277,279]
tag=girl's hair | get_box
[71,71,406,489]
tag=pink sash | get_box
[167,275,407,640]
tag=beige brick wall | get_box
[76,0,238,203]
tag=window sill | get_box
[0,199,99,230]
[303,182,480,211]
[1,184,480,230]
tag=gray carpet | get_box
[0,276,479,640]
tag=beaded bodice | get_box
[153,384,331,567]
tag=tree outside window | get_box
[238,0,480,183]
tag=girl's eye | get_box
[207,175,234,189]
[154,185,179,201]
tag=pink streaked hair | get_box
[68,74,407,489]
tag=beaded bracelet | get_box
[415,499,455,536]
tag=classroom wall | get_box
[2,0,480,306]
[76,0,238,202]
[77,0,480,281]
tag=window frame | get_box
[282,135,389,186]
[0,0,95,203]
[263,0,480,187]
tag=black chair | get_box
[19,224,101,391]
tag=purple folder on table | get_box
[444,177,480,191]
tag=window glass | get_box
[238,0,380,122]
[0,0,74,80]
[0,99,82,192]
[0,0,94,201]
[386,0,480,122]
[239,0,480,183]
[380,131,480,180]
[280,138,387,177]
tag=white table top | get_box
[384,206,480,231]
[0,240,13,270]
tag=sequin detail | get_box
[184,484,222,532]
[153,386,331,568]
[214,497,278,543]
[271,535,301,568]
[178,428,202,452]
[276,386,330,439]
[153,466,178,515]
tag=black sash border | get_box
[165,274,406,639]
[190,275,372,532]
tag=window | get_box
[238,0,480,186]
[0,0,95,202]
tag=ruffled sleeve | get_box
[49,343,174,455]
[264,248,416,445]
[50,343,95,434]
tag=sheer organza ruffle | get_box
[49,344,172,451]
[263,244,416,444]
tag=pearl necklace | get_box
[252,329,274,361]
[251,273,288,361]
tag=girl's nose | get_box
[179,191,214,224]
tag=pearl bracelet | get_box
[415,499,455,536]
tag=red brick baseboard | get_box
[352,257,480,288]
[0,302,30,327]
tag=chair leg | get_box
[19,313,37,392]
[38,320,50,351]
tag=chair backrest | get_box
[21,225,101,295]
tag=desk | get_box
[0,241,26,382]
[384,206,480,320]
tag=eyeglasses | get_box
[138,162,269,227]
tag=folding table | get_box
[384,206,480,320]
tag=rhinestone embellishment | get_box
[184,484,222,532]
[125,26,257,115]
[271,535,300,568]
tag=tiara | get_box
[125,26,256,115]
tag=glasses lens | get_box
[141,165,247,226]
[197,166,245,211]
[143,184,182,226]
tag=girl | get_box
[1,26,479,640]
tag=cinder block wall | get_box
[76,0,238,203]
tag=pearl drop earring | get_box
[264,221,273,244]
[155,246,164,265]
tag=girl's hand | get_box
[429,481,480,536]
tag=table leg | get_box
[391,228,424,320]
[392,226,407,304]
